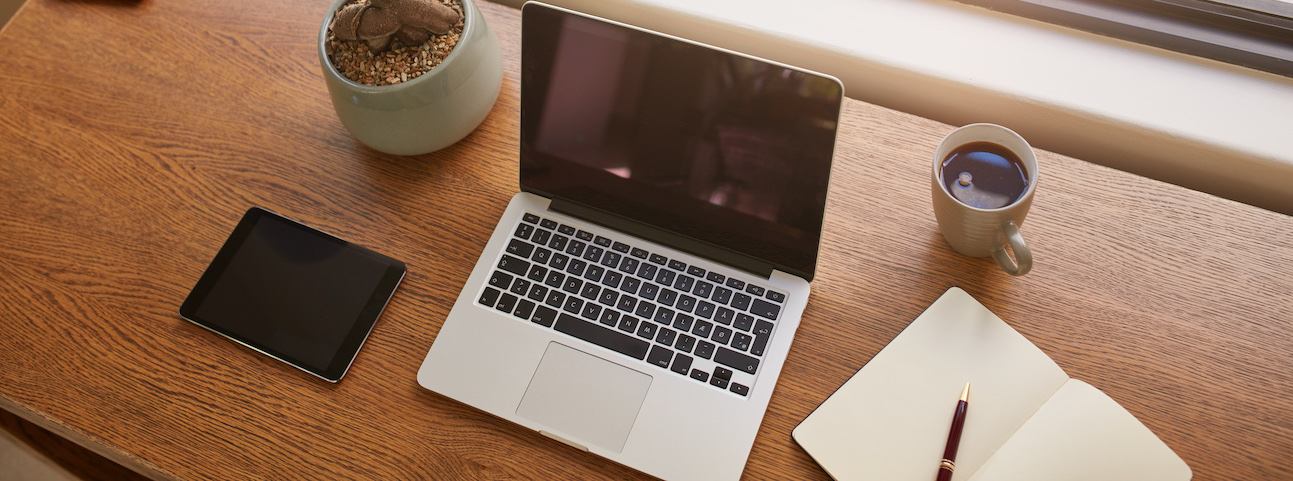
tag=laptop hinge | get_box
[545,198,776,280]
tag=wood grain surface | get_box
[1,0,1289,480]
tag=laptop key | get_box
[598,288,618,306]
[646,345,672,368]
[527,284,547,302]
[514,300,536,320]
[548,234,568,251]
[509,278,530,296]
[670,353,693,375]
[732,332,753,352]
[562,277,582,294]
[544,270,564,288]
[750,298,781,320]
[673,314,694,332]
[694,341,715,360]
[745,284,765,297]
[676,294,696,313]
[594,235,612,247]
[532,247,552,265]
[712,326,732,345]
[539,218,558,230]
[655,327,677,346]
[620,277,641,295]
[602,270,623,289]
[563,296,583,314]
[693,280,714,299]
[557,224,575,235]
[583,246,604,263]
[580,282,600,300]
[713,287,733,305]
[575,230,594,242]
[506,239,533,258]
[514,223,534,240]
[658,288,678,307]
[488,271,513,289]
[567,259,587,277]
[496,293,518,314]
[674,275,695,293]
[522,213,540,224]
[655,268,676,287]
[648,253,667,264]
[545,290,565,308]
[766,290,787,303]
[549,253,569,271]
[694,301,715,319]
[714,366,733,380]
[636,320,658,340]
[637,263,658,280]
[690,369,709,382]
[714,307,735,325]
[600,251,621,268]
[531,229,552,246]
[734,313,755,332]
[565,240,585,257]
[725,278,746,291]
[617,315,638,333]
[715,347,760,375]
[639,282,660,301]
[555,313,650,360]
[710,376,729,389]
[634,301,656,319]
[478,287,501,307]
[498,255,529,276]
[526,265,547,283]
[612,242,630,253]
[597,308,617,326]
[532,306,558,328]
[730,383,749,396]
[692,320,713,338]
[675,334,696,353]
[616,295,637,313]
[731,293,753,311]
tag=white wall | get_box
[494,0,1293,215]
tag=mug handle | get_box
[991,221,1032,276]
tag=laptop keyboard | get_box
[475,212,788,397]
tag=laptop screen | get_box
[519,4,843,280]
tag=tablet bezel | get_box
[179,207,406,382]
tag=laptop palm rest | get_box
[516,342,653,453]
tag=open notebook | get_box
[793,287,1191,481]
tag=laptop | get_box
[416,3,843,479]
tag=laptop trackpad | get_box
[516,342,653,453]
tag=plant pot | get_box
[318,0,503,156]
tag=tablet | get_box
[180,207,406,382]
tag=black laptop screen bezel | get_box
[519,4,843,281]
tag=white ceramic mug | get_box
[931,124,1037,276]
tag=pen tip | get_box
[961,382,970,402]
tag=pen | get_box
[936,383,970,481]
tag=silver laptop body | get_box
[418,3,843,480]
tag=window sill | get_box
[498,0,1293,215]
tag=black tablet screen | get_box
[180,208,405,381]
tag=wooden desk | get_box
[1,0,1289,479]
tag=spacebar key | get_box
[554,314,650,360]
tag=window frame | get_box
[954,0,1293,77]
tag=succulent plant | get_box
[330,0,461,52]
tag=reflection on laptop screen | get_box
[520,7,843,280]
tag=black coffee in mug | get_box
[939,141,1030,209]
